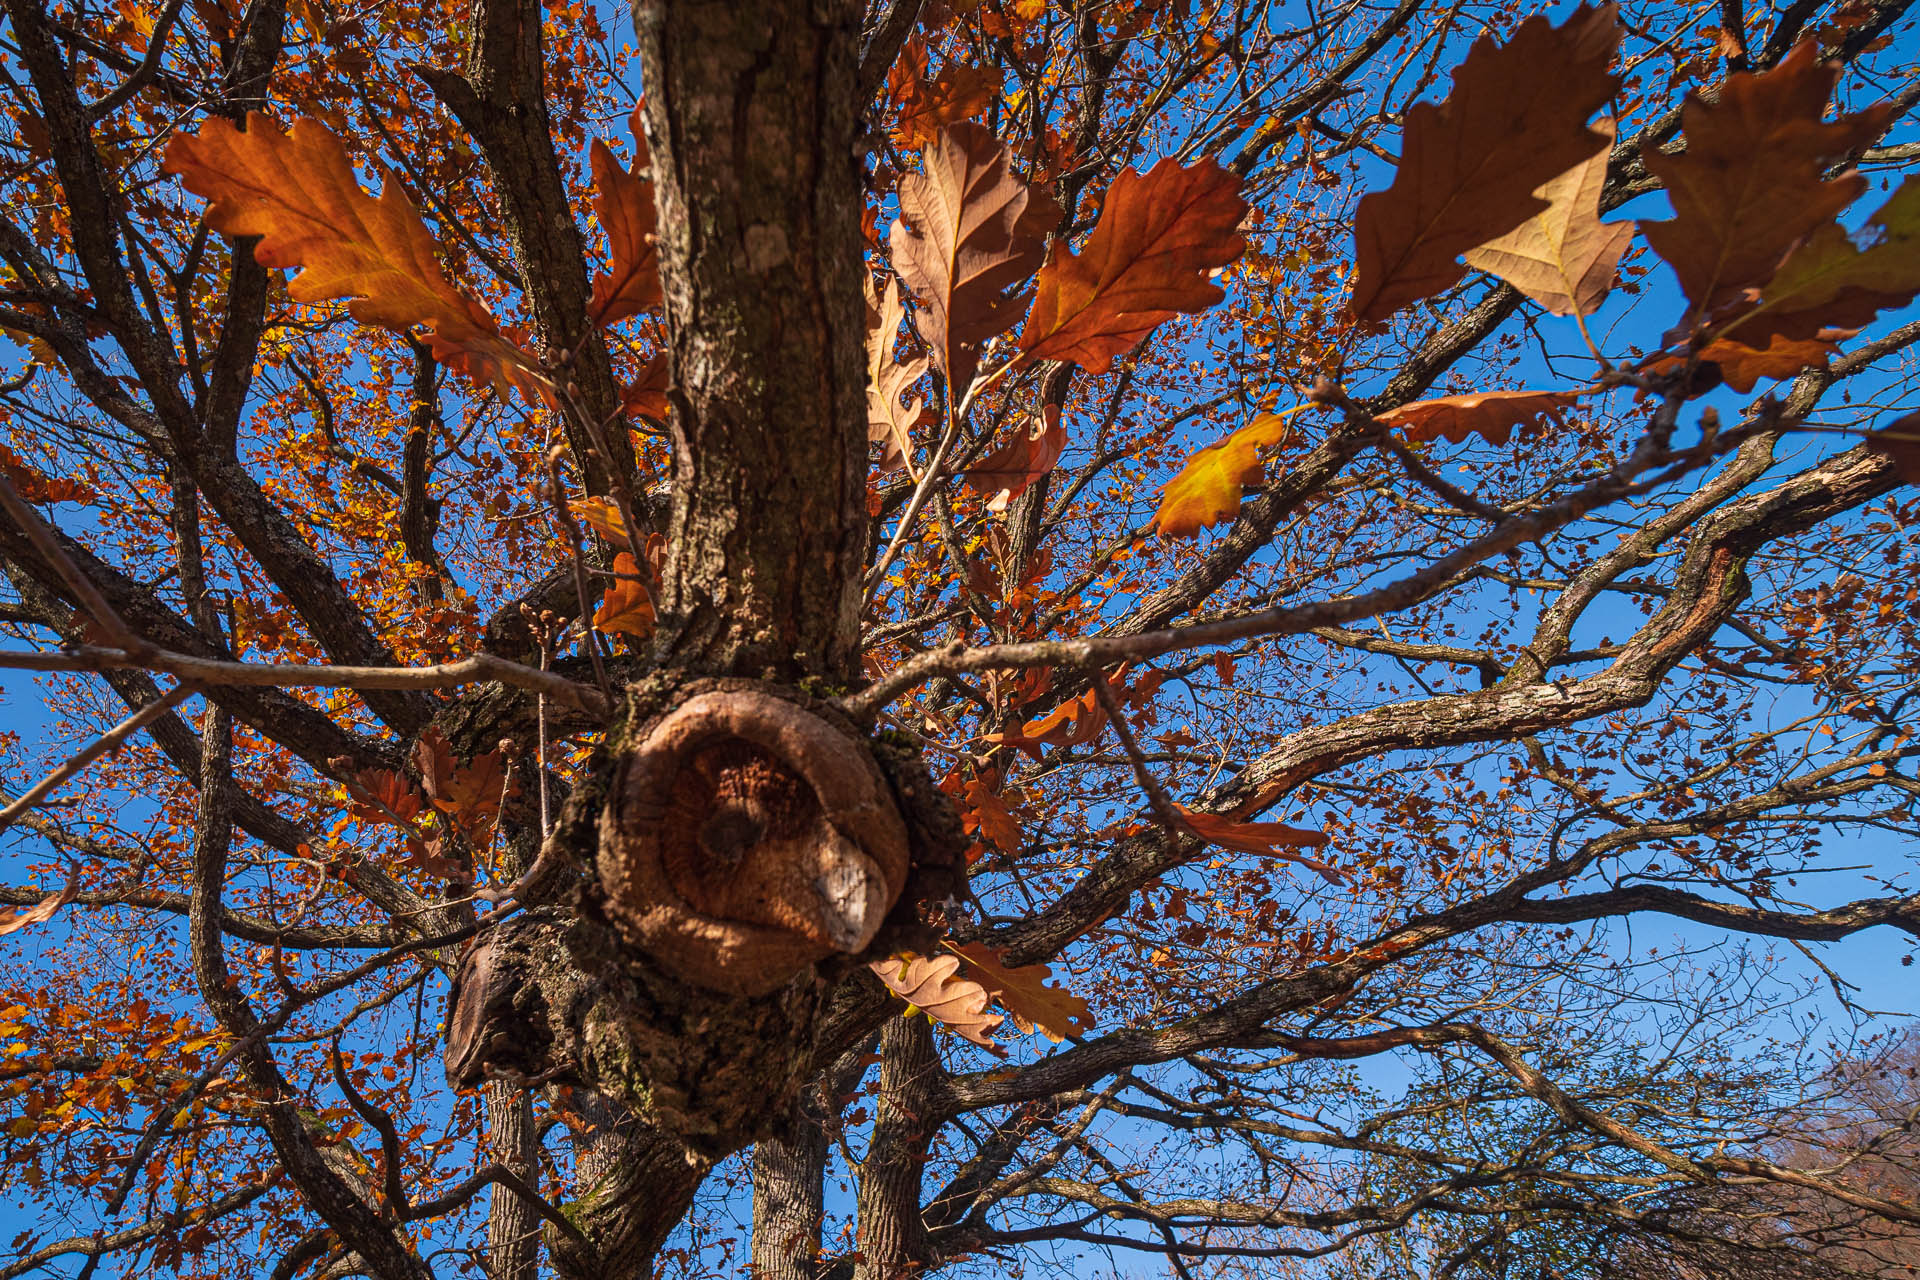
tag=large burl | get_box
[598,689,910,995]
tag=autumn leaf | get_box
[1461,119,1632,317]
[1649,334,1840,393]
[890,49,1002,152]
[866,276,932,469]
[987,683,1106,757]
[1018,157,1248,373]
[594,551,657,640]
[1153,410,1298,537]
[870,953,1004,1048]
[961,776,1024,852]
[1642,41,1892,325]
[1380,389,1583,446]
[1349,4,1622,325]
[0,444,93,505]
[966,403,1064,511]
[891,123,1057,400]
[1741,174,1920,342]
[587,117,662,327]
[1172,805,1342,884]
[162,113,542,396]
[0,869,77,938]
[951,941,1094,1042]
[1866,411,1920,485]
[622,351,670,423]
[572,496,630,545]
[413,728,517,844]
[346,767,425,827]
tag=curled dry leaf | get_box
[966,403,1064,511]
[1461,119,1633,318]
[1380,389,1584,446]
[870,952,1004,1048]
[1018,157,1248,373]
[587,113,663,327]
[1172,805,1342,885]
[1153,411,1296,537]
[866,276,932,468]
[888,40,1001,151]
[951,941,1093,1042]
[162,113,541,397]
[1643,41,1891,326]
[0,869,78,937]
[1349,4,1622,325]
[891,123,1056,401]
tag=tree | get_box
[1,0,1919,1275]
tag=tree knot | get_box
[599,689,909,995]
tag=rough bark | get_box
[852,1016,941,1280]
[634,0,870,679]
[483,1080,540,1280]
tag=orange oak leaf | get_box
[987,684,1104,757]
[162,113,542,397]
[1742,174,1920,342]
[587,118,662,327]
[1642,41,1893,326]
[1349,4,1622,325]
[1172,805,1342,884]
[961,776,1024,852]
[1153,411,1297,537]
[346,767,425,827]
[1018,157,1248,373]
[890,48,1001,152]
[1461,120,1633,317]
[1649,334,1840,393]
[952,941,1094,1042]
[866,275,932,468]
[1381,389,1583,446]
[0,444,93,505]
[0,869,78,937]
[594,551,657,640]
[966,403,1064,511]
[870,953,1004,1048]
[891,123,1057,400]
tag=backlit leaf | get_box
[1019,158,1248,373]
[866,276,932,469]
[892,124,1057,400]
[952,941,1094,1042]
[0,870,77,937]
[587,116,662,327]
[162,113,542,396]
[1642,41,1892,325]
[1461,120,1632,317]
[1349,4,1622,324]
[966,403,1064,511]
[1153,411,1296,537]
[1380,389,1583,445]
[1173,805,1342,884]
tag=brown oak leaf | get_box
[870,953,1004,1048]
[1349,4,1622,325]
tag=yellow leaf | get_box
[1153,410,1298,537]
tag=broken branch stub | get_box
[599,690,910,995]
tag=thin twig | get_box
[0,684,194,830]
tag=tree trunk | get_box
[635,0,871,679]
